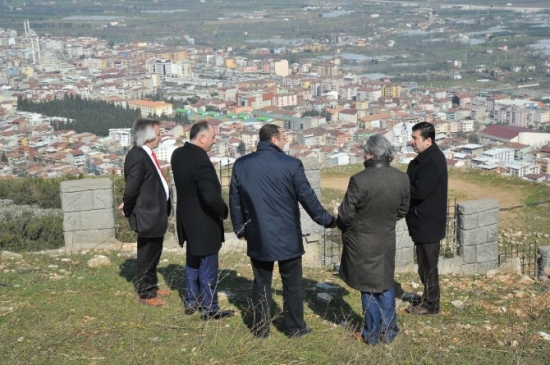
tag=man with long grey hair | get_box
[337,134,410,344]
[119,118,171,306]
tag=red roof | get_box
[480,125,536,140]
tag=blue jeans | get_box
[360,288,399,344]
[185,252,219,313]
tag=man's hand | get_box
[118,202,126,217]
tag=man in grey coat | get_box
[230,124,336,338]
[337,135,410,345]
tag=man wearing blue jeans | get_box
[171,121,234,320]
[360,289,399,344]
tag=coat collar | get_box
[364,158,390,169]
[184,141,207,155]
[256,140,283,152]
[414,143,439,162]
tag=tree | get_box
[205,105,220,112]
[237,142,246,156]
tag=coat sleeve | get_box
[229,164,245,238]
[122,151,144,217]
[294,161,335,228]
[398,175,410,220]
[194,161,228,220]
[336,175,359,231]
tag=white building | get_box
[482,148,515,164]
[109,128,132,147]
[326,152,350,167]
[155,138,177,163]
[506,162,540,178]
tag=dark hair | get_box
[412,122,435,142]
[190,120,211,140]
[259,124,281,142]
[132,118,160,147]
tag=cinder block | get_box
[459,227,487,246]
[476,241,498,263]
[60,178,112,193]
[63,209,115,231]
[457,198,499,215]
[457,213,479,230]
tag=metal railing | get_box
[322,199,460,266]
[498,240,538,278]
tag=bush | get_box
[0,210,64,252]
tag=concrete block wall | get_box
[58,178,502,277]
[395,198,499,275]
[60,178,119,252]
[455,198,499,274]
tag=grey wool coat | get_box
[337,160,410,293]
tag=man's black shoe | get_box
[200,309,235,321]
[251,326,270,338]
[252,330,269,338]
[406,305,439,315]
[184,306,200,315]
[286,327,313,338]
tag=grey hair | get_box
[364,134,394,162]
[132,118,159,147]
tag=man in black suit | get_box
[171,120,234,320]
[119,118,172,307]
[405,122,448,315]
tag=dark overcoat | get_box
[229,141,334,262]
[405,143,448,243]
[337,160,410,293]
[171,142,228,256]
[122,146,171,238]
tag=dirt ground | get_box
[322,177,524,226]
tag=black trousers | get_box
[251,256,306,336]
[136,236,164,299]
[415,242,440,310]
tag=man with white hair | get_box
[119,118,172,307]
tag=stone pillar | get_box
[537,246,550,278]
[60,178,119,253]
[457,198,499,274]
[300,156,323,235]
[300,156,325,267]
[395,219,415,273]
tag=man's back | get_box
[171,141,226,256]
[230,141,333,261]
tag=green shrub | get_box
[0,210,64,252]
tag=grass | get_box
[0,250,549,364]
[1,164,550,364]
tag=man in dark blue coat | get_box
[230,124,336,338]
[405,122,448,315]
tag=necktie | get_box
[151,151,167,183]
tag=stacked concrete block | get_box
[456,198,499,274]
[395,219,415,273]
[300,156,324,236]
[60,178,119,252]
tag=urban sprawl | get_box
[1,23,550,182]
